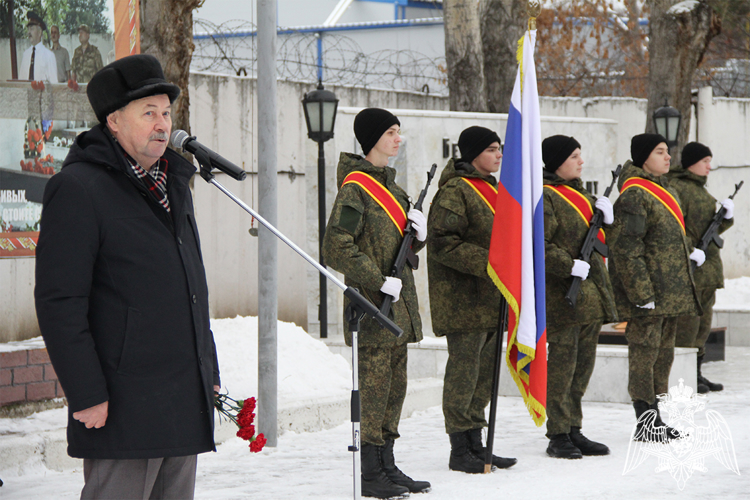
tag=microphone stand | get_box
[191,157,402,500]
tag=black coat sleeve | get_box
[34,171,109,413]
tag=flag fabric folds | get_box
[487,29,547,426]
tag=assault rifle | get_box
[565,163,622,308]
[692,180,743,272]
[380,163,438,319]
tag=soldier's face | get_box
[50,26,59,42]
[687,156,712,177]
[107,94,172,170]
[642,143,671,177]
[372,125,401,158]
[556,148,584,181]
[79,29,89,44]
[471,141,502,176]
[28,25,42,45]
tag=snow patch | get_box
[715,276,750,311]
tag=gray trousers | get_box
[81,455,197,500]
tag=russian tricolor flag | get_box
[487,29,547,426]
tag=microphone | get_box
[170,130,247,181]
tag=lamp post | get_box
[652,101,682,149]
[302,82,338,339]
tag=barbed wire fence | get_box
[192,19,449,95]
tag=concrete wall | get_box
[3,76,750,343]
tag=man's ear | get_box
[106,111,119,134]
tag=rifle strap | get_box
[544,184,606,246]
[342,171,407,236]
[620,178,685,234]
[461,177,497,214]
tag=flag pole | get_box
[484,298,509,473]
[483,0,543,474]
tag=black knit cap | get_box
[680,142,712,169]
[631,133,668,167]
[542,135,581,172]
[354,108,400,155]
[458,126,501,164]
[87,54,181,123]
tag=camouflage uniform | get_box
[71,44,103,83]
[426,159,502,434]
[668,167,733,356]
[322,152,423,446]
[543,170,617,437]
[609,162,700,403]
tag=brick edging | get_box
[0,348,65,406]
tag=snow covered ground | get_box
[1,314,747,499]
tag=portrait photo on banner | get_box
[0,0,139,257]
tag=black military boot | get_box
[546,434,582,459]
[569,427,610,456]
[361,443,409,499]
[632,400,652,441]
[698,355,723,392]
[380,439,430,494]
[449,431,488,473]
[650,402,682,441]
[467,428,517,468]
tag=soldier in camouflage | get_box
[427,126,517,474]
[609,134,701,438]
[322,108,430,498]
[541,136,617,459]
[668,142,734,393]
[71,24,103,84]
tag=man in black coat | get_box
[34,54,220,499]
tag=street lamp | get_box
[653,101,681,149]
[302,82,339,339]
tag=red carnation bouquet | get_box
[214,393,266,452]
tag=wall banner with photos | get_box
[0,0,138,257]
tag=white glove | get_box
[690,248,706,267]
[407,209,427,242]
[637,301,656,309]
[380,276,402,302]
[595,197,614,225]
[571,259,590,280]
[721,198,734,219]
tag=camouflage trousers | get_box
[626,316,677,404]
[359,343,408,446]
[675,287,716,357]
[545,322,601,437]
[442,331,497,434]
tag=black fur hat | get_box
[87,54,181,123]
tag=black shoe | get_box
[380,439,430,493]
[697,382,710,394]
[467,428,517,469]
[546,434,583,459]
[632,400,658,442]
[698,355,723,392]
[361,443,410,499]
[449,431,490,473]
[569,427,610,456]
